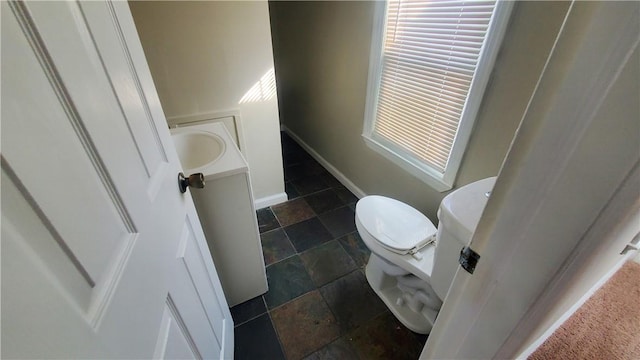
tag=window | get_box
[363,0,513,191]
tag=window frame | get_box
[362,0,514,192]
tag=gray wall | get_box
[269,1,571,220]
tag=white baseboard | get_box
[254,192,288,210]
[281,126,367,199]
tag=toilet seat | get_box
[356,196,437,256]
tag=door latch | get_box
[459,246,480,274]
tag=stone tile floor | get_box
[232,132,427,360]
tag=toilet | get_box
[355,177,496,334]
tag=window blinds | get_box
[374,0,497,173]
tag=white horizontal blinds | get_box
[374,0,497,173]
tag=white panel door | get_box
[1,1,233,358]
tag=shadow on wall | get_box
[240,68,277,104]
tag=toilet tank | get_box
[431,177,497,299]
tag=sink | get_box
[170,122,248,180]
[171,131,225,170]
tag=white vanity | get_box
[171,122,267,307]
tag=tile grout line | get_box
[265,252,297,269]
[268,205,284,229]
[265,310,288,359]
[315,271,353,337]
[232,310,266,328]
[265,266,364,316]
[264,229,362,270]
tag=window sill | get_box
[362,134,453,192]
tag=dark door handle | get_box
[178,172,205,193]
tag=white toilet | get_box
[355,177,496,334]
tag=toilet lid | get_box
[356,196,437,253]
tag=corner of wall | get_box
[254,192,288,210]
[281,125,367,200]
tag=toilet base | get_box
[365,256,438,334]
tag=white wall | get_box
[129,1,285,206]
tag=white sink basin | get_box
[171,122,248,180]
[172,131,225,170]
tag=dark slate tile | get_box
[320,271,387,332]
[261,228,296,266]
[335,187,359,205]
[281,132,304,155]
[320,172,344,189]
[283,148,313,166]
[270,291,341,360]
[319,206,357,239]
[347,311,427,360]
[300,241,357,287]
[303,337,360,360]
[307,160,329,175]
[264,255,315,309]
[230,295,266,326]
[304,189,345,215]
[256,207,280,233]
[285,181,300,200]
[234,313,285,360]
[285,164,307,182]
[284,217,334,253]
[285,161,326,182]
[338,233,371,268]
[271,198,315,227]
[292,176,330,196]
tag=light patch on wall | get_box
[239,68,276,104]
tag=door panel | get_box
[155,299,202,360]
[167,217,225,359]
[2,0,137,325]
[1,1,233,358]
[79,1,170,199]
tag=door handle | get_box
[178,172,205,193]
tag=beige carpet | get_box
[529,261,640,360]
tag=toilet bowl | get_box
[355,177,496,334]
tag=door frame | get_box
[422,1,640,358]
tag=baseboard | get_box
[281,126,367,199]
[254,192,288,210]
